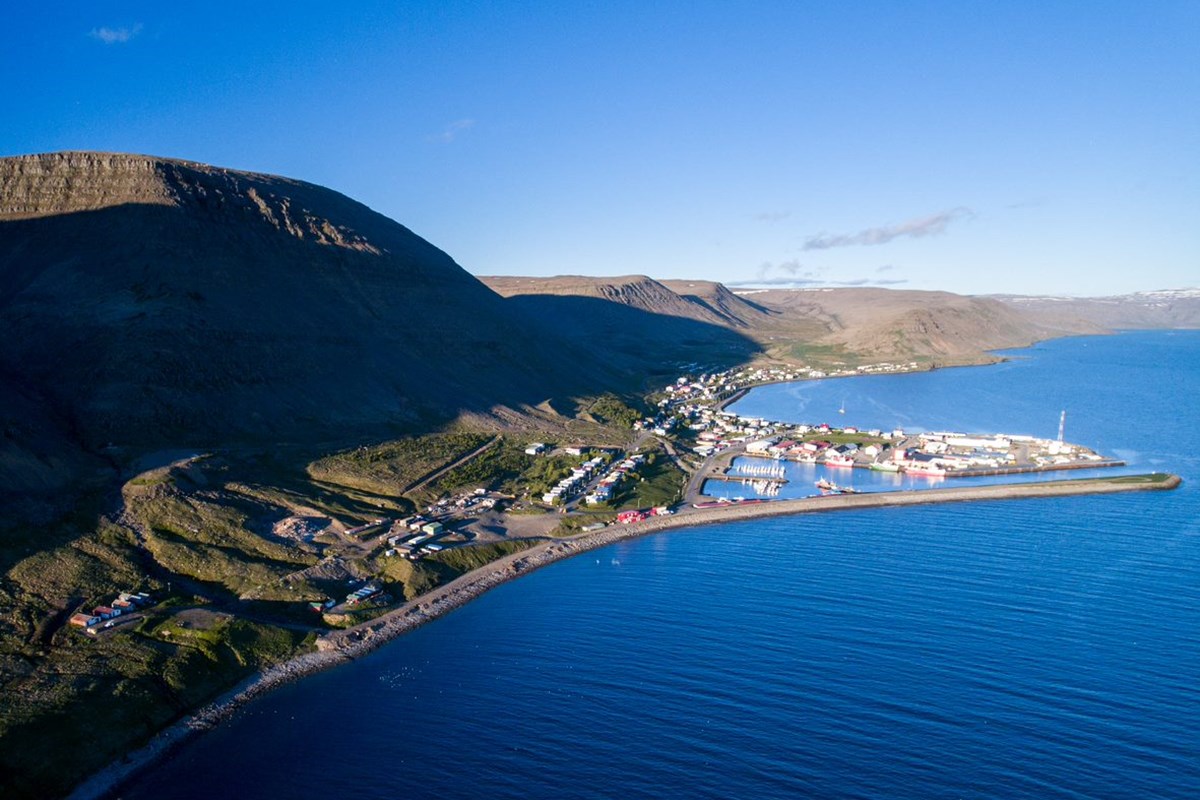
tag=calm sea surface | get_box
[119,332,1200,800]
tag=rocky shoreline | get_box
[67,472,1180,800]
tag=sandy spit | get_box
[68,473,1179,800]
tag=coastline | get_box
[69,471,1181,800]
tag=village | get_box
[640,367,1121,486]
[65,362,1121,639]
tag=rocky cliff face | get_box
[483,274,738,325]
[0,152,175,220]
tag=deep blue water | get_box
[118,332,1200,800]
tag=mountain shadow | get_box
[501,293,763,382]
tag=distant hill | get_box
[993,289,1200,330]
[740,287,1102,362]
[482,276,1089,366]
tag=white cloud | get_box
[802,207,974,251]
[89,24,143,45]
[429,119,476,143]
[730,276,909,288]
[745,259,907,288]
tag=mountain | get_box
[483,274,771,329]
[993,289,1200,330]
[481,277,1087,366]
[740,287,1102,362]
[0,152,638,505]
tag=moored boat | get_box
[815,479,858,494]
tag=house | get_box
[70,613,100,628]
[525,443,547,455]
[93,606,118,619]
[420,522,444,537]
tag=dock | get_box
[705,474,788,486]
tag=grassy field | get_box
[307,431,494,495]
[419,436,539,498]
[798,431,889,446]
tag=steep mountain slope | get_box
[481,275,763,374]
[0,154,616,457]
[482,274,739,326]
[658,279,775,328]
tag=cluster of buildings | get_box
[69,591,153,633]
[308,581,384,614]
[385,519,449,559]
[650,361,922,419]
[891,431,1107,476]
[680,411,889,459]
[343,582,382,606]
[615,506,673,524]
[427,487,497,515]
[541,453,609,505]
[582,454,647,506]
[746,433,891,467]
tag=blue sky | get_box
[2,2,1197,295]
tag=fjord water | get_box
[119,332,1199,800]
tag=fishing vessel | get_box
[869,461,900,472]
[904,464,947,477]
[824,454,855,468]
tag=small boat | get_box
[816,479,857,494]
[869,461,901,472]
